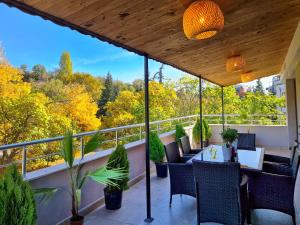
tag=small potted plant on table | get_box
[104,144,129,210]
[220,128,238,161]
[150,131,167,178]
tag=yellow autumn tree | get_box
[104,90,140,127]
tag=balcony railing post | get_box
[115,130,118,147]
[139,126,142,140]
[80,137,84,159]
[22,146,27,177]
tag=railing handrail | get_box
[0,113,286,151]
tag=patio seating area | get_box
[1,0,300,225]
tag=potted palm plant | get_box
[104,144,129,210]
[61,131,126,225]
[220,128,238,161]
[149,131,167,178]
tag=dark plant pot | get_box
[204,140,209,147]
[155,163,168,178]
[70,215,84,225]
[104,188,123,210]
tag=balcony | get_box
[0,114,292,225]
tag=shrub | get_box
[107,144,130,192]
[193,118,205,144]
[203,119,212,140]
[0,164,36,225]
[221,127,238,144]
[175,124,187,143]
[149,131,165,164]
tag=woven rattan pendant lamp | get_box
[183,0,224,40]
[226,55,246,72]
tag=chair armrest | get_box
[181,155,193,163]
[240,174,248,187]
[190,149,202,154]
[263,162,292,176]
[248,172,294,216]
[264,154,290,164]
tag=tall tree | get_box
[254,79,264,94]
[0,43,8,64]
[132,79,144,92]
[32,64,47,81]
[97,72,114,117]
[57,51,73,82]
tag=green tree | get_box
[254,79,264,94]
[32,64,47,81]
[97,72,114,117]
[57,51,73,82]
[132,79,144,92]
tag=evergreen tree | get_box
[254,79,264,94]
[97,72,114,117]
[57,51,73,82]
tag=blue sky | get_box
[0,3,274,87]
[0,3,183,82]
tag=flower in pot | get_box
[149,131,167,178]
[61,131,126,225]
[175,124,186,143]
[104,144,129,210]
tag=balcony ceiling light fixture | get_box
[183,0,224,40]
[241,71,255,83]
[226,55,246,73]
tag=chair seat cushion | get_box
[251,209,293,225]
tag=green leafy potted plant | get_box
[61,131,126,225]
[203,119,212,147]
[220,128,238,161]
[0,164,37,225]
[104,144,129,210]
[149,131,167,178]
[175,124,186,143]
[193,118,208,147]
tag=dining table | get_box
[186,144,265,172]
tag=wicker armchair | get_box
[164,141,192,163]
[179,135,202,156]
[237,133,256,151]
[248,156,300,225]
[263,149,300,177]
[264,141,298,166]
[164,141,195,206]
[192,160,248,225]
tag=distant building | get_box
[267,75,286,113]
[235,85,248,98]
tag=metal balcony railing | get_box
[0,113,286,176]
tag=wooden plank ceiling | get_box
[2,0,300,86]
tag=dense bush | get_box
[175,124,187,143]
[149,131,165,164]
[0,164,36,225]
[193,118,212,144]
[107,144,130,192]
[202,119,212,141]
